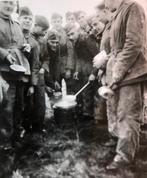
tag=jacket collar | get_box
[23,30,31,39]
[112,0,134,20]
[0,12,14,23]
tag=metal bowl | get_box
[10,64,26,74]
[98,86,114,99]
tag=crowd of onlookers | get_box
[0,0,147,170]
[0,0,110,144]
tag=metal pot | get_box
[53,95,77,110]
[53,82,90,110]
[54,105,77,129]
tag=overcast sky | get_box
[19,0,101,20]
[19,0,147,23]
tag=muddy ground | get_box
[0,114,147,178]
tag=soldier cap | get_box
[19,6,33,17]
[51,13,62,20]
[47,29,59,41]
[35,15,49,30]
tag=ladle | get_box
[53,82,90,109]
[74,81,90,97]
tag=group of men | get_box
[0,0,147,171]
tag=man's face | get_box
[51,17,62,30]
[77,12,87,26]
[96,8,111,24]
[67,29,79,43]
[104,0,120,12]
[19,15,33,31]
[48,40,59,51]
[33,25,47,42]
[91,19,105,36]
[0,1,16,16]
[66,15,75,25]
[33,25,47,36]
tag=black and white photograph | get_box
[0,0,147,177]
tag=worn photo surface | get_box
[0,0,147,177]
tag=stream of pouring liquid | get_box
[61,79,67,98]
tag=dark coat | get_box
[46,39,75,86]
[0,14,24,62]
[32,33,49,73]
[75,33,99,81]
[0,13,31,82]
[106,0,147,86]
[23,33,40,86]
[58,39,75,75]
[52,27,75,75]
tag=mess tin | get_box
[10,64,26,74]
[98,86,114,99]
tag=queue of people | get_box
[0,0,147,171]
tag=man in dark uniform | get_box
[45,29,75,94]
[51,13,75,89]
[75,11,91,35]
[0,0,32,146]
[88,15,108,123]
[65,24,99,119]
[31,15,50,133]
[45,30,60,91]
[18,7,40,135]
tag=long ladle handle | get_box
[74,82,90,97]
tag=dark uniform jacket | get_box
[57,28,75,77]
[46,39,74,85]
[32,33,49,73]
[23,33,40,85]
[74,33,99,82]
[59,39,75,73]
[47,47,60,84]
[0,13,31,82]
[106,0,147,86]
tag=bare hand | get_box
[22,43,31,53]
[73,72,79,80]
[88,74,95,82]
[65,69,71,79]
[109,83,118,91]
[54,81,61,91]
[6,54,16,65]
[39,68,45,74]
[93,50,108,69]
[27,86,34,96]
